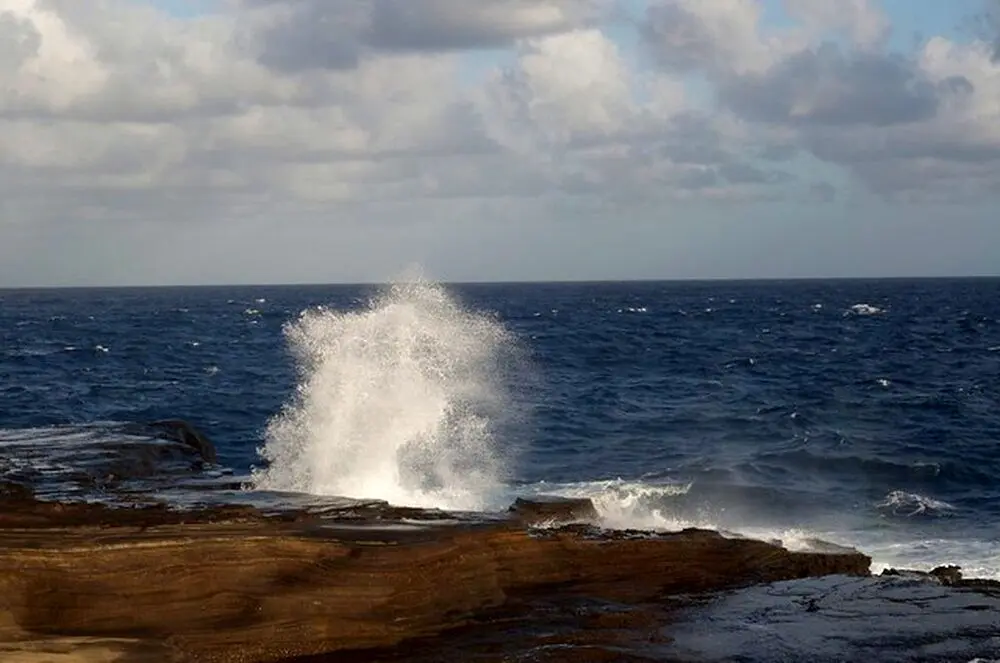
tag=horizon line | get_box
[1,274,999,292]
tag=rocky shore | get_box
[2,423,997,662]
[0,480,875,663]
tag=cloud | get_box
[244,0,598,71]
[0,0,997,285]
[719,45,957,127]
[643,0,792,75]
[971,0,1000,61]
[783,0,890,50]
[368,0,596,52]
[482,29,637,152]
[642,0,1000,200]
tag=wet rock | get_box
[0,491,870,663]
[144,419,218,464]
[0,422,220,506]
[664,573,1000,663]
[0,481,33,502]
[881,565,1000,594]
[508,495,600,525]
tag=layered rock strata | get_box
[0,484,871,662]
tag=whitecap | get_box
[8,347,57,357]
[875,490,955,518]
[845,303,884,316]
[515,478,693,531]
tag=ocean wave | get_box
[252,277,522,512]
[516,478,853,555]
[4,347,60,358]
[752,449,994,488]
[860,537,1000,581]
[875,490,956,518]
[518,478,999,579]
[845,303,885,316]
[517,478,692,530]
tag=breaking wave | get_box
[252,274,522,511]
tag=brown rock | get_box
[508,495,600,525]
[0,492,870,663]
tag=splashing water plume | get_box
[253,276,519,511]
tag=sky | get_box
[0,0,998,287]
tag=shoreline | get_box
[0,483,874,662]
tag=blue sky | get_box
[147,0,982,43]
[146,0,213,17]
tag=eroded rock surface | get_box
[0,492,871,663]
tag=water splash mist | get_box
[252,275,521,511]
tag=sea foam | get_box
[252,275,520,511]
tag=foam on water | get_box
[522,478,1000,579]
[526,479,825,549]
[847,303,885,316]
[520,478,694,529]
[252,275,521,511]
[875,489,956,518]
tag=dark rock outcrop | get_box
[0,421,219,503]
[881,565,1000,594]
[144,419,218,464]
[508,495,600,525]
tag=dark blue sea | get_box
[2,278,999,579]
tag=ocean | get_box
[2,276,999,583]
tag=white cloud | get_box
[643,0,796,75]
[783,0,890,50]
[0,0,997,285]
[641,0,1000,201]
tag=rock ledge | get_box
[0,487,871,662]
